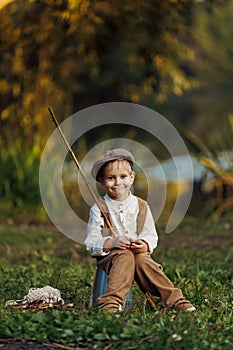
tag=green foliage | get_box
[182,0,233,151]
[0,0,197,148]
[0,139,44,221]
[0,0,208,222]
[0,217,232,349]
[194,0,233,85]
[1,0,233,221]
[158,0,233,153]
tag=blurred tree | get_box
[1,0,232,220]
[0,0,14,8]
[167,0,233,152]
[64,0,198,107]
[0,0,198,150]
[193,0,233,92]
[0,0,74,149]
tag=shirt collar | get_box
[104,192,133,207]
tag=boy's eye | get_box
[105,174,128,180]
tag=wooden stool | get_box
[89,267,133,309]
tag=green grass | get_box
[0,216,232,349]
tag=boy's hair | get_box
[96,158,134,182]
[91,148,135,182]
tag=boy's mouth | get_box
[112,186,125,190]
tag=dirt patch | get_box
[0,339,73,350]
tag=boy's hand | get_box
[130,239,148,254]
[104,236,132,251]
[113,236,133,250]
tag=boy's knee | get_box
[134,252,149,264]
[134,252,163,270]
[113,249,135,264]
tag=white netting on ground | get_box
[5,285,65,309]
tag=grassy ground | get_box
[0,215,232,350]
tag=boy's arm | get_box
[136,205,158,253]
[85,204,112,256]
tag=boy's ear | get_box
[130,171,136,184]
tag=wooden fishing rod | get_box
[48,107,117,238]
[48,107,156,310]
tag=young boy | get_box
[85,148,196,313]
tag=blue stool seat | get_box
[90,267,133,309]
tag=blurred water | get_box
[147,152,233,182]
[147,156,205,182]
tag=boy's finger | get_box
[132,241,143,247]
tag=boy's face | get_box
[100,160,135,201]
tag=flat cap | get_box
[91,148,135,181]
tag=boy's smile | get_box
[100,160,135,201]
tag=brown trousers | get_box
[96,249,185,309]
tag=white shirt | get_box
[85,193,158,256]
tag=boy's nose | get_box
[114,177,121,185]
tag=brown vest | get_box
[98,197,147,237]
